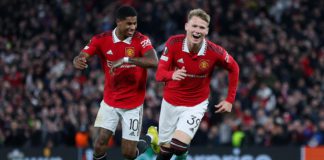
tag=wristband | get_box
[123,57,130,63]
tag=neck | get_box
[116,28,127,41]
[188,41,202,53]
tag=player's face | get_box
[117,16,137,37]
[185,16,209,45]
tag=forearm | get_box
[73,52,91,62]
[128,57,158,68]
[127,49,158,68]
[155,61,174,82]
[156,69,173,82]
[73,52,91,69]
[225,59,240,103]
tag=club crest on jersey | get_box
[199,59,209,70]
[125,47,135,57]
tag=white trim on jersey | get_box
[112,28,132,44]
[182,38,207,56]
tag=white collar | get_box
[112,28,132,44]
[182,38,207,56]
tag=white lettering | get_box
[120,64,136,68]
[186,74,207,78]
[183,154,273,160]
[140,39,151,48]
[161,55,168,61]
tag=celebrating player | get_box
[73,6,158,160]
[153,8,240,160]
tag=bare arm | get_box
[73,52,91,70]
[110,49,158,73]
[128,49,158,68]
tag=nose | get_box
[129,24,136,30]
[193,28,201,33]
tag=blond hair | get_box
[188,9,210,25]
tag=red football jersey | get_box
[82,29,154,109]
[156,34,239,106]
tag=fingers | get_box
[107,61,112,68]
[172,67,187,80]
[109,68,115,75]
[107,59,124,75]
[215,103,221,108]
[177,72,187,79]
[172,73,186,80]
[173,74,185,80]
[112,59,124,68]
[73,56,88,69]
[214,102,232,113]
[215,105,225,113]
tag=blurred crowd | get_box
[0,0,323,149]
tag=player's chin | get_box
[191,38,203,44]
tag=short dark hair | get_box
[116,6,137,20]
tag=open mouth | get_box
[192,33,201,40]
[127,30,135,35]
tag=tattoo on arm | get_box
[129,49,158,68]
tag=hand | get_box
[172,66,186,80]
[73,55,88,70]
[215,100,232,113]
[110,58,125,75]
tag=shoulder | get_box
[133,31,149,41]
[133,32,153,48]
[93,31,113,40]
[166,34,185,45]
[206,40,227,55]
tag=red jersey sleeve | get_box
[81,36,100,56]
[217,49,240,104]
[139,36,154,56]
[156,38,175,81]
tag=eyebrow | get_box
[127,21,137,24]
[192,24,206,29]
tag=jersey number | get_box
[187,115,201,129]
[129,119,139,131]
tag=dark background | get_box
[0,0,323,150]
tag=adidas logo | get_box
[177,58,184,63]
[106,50,113,55]
[129,132,135,136]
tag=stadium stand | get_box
[0,0,323,149]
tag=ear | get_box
[116,19,121,25]
[185,22,188,31]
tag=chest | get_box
[100,41,141,61]
[173,52,216,75]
